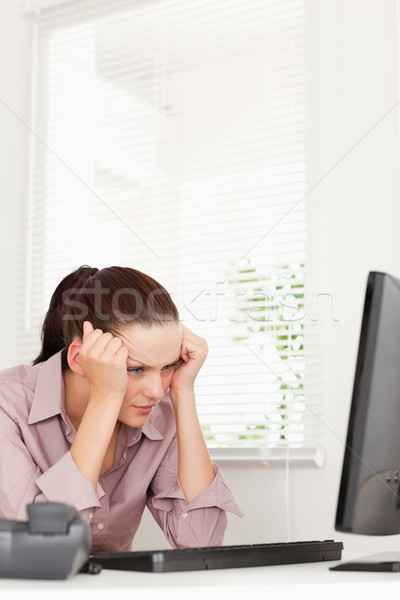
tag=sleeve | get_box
[0,406,105,522]
[146,437,244,549]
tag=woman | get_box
[0,265,242,553]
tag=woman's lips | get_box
[132,405,154,415]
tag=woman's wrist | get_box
[86,388,125,409]
[169,386,195,406]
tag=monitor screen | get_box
[335,271,400,536]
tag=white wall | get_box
[1,0,400,556]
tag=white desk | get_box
[1,552,400,600]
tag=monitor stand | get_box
[330,551,400,572]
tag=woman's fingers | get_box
[170,325,208,394]
[103,336,125,361]
[83,321,94,337]
[116,344,129,363]
[82,323,117,357]
[81,322,105,353]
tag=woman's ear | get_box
[66,340,86,376]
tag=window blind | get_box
[20,0,324,462]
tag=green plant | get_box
[226,258,305,446]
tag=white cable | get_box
[285,445,291,541]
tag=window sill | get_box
[208,446,324,467]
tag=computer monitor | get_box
[333,271,400,571]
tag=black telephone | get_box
[0,503,97,579]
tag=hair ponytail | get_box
[32,266,98,365]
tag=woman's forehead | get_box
[117,322,182,364]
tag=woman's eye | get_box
[127,360,181,375]
[163,360,179,371]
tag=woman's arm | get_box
[170,387,215,502]
[169,325,215,503]
[69,389,123,489]
[68,322,128,489]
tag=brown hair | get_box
[33,265,179,365]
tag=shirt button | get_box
[97,522,104,530]
[88,513,93,520]
[182,512,188,518]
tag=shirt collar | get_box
[123,416,164,446]
[28,350,65,425]
[141,419,164,441]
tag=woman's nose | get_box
[143,375,164,401]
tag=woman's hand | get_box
[78,321,129,399]
[170,325,208,394]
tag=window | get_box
[21,0,323,463]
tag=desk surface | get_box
[1,552,400,600]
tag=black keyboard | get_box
[91,540,343,572]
